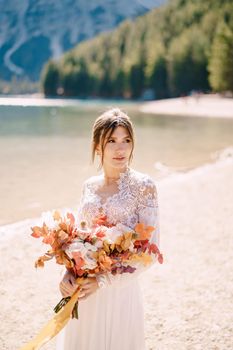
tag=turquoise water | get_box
[0,100,233,225]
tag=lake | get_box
[0,98,233,225]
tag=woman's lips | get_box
[113,157,125,161]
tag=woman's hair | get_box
[92,108,135,166]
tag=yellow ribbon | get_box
[19,279,83,350]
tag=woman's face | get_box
[98,126,133,170]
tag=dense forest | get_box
[41,0,233,99]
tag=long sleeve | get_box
[96,178,160,289]
[76,182,86,222]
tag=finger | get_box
[80,281,89,287]
[78,291,86,298]
[61,280,71,290]
[81,285,91,291]
[78,292,90,301]
[60,284,76,296]
[68,279,76,287]
[60,283,71,294]
[62,278,75,290]
[60,289,70,297]
[81,278,92,285]
[69,275,77,286]
[79,293,92,301]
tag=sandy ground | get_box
[0,156,233,350]
[140,94,233,119]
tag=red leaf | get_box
[96,230,106,238]
[67,212,75,226]
[149,243,159,254]
[31,226,43,238]
[158,253,163,264]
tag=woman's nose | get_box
[116,143,125,151]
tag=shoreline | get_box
[140,94,233,119]
[0,95,139,108]
[1,93,233,119]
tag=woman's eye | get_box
[125,139,131,143]
[108,139,115,143]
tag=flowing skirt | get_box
[56,278,146,350]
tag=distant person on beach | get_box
[56,108,161,350]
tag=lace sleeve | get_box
[96,177,160,289]
[76,181,87,222]
[137,177,160,248]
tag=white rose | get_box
[65,239,87,258]
[105,223,133,243]
[84,242,98,252]
[82,252,98,270]
[94,240,103,249]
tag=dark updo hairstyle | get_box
[92,108,135,167]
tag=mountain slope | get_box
[42,0,232,98]
[0,0,166,81]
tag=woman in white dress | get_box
[57,108,160,350]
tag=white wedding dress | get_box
[56,167,160,350]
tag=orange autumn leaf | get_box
[67,212,75,226]
[42,233,55,245]
[59,222,68,232]
[55,250,74,268]
[53,210,62,221]
[35,251,54,268]
[102,240,111,254]
[58,230,68,242]
[128,252,153,266]
[120,251,131,260]
[42,223,49,236]
[71,252,85,271]
[115,232,133,251]
[135,223,154,240]
[94,250,112,271]
[31,226,44,238]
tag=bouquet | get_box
[20,209,163,350]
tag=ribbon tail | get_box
[19,288,80,350]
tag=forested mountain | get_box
[0,0,165,81]
[42,0,233,98]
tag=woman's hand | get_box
[59,271,99,300]
[78,277,99,301]
[59,270,78,297]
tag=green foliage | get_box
[168,27,210,96]
[208,17,233,91]
[150,55,168,99]
[40,60,60,96]
[41,0,233,97]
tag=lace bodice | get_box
[79,168,159,235]
[77,167,160,288]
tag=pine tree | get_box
[41,61,60,96]
[208,22,233,92]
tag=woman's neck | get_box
[102,166,129,185]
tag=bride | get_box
[56,108,160,350]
